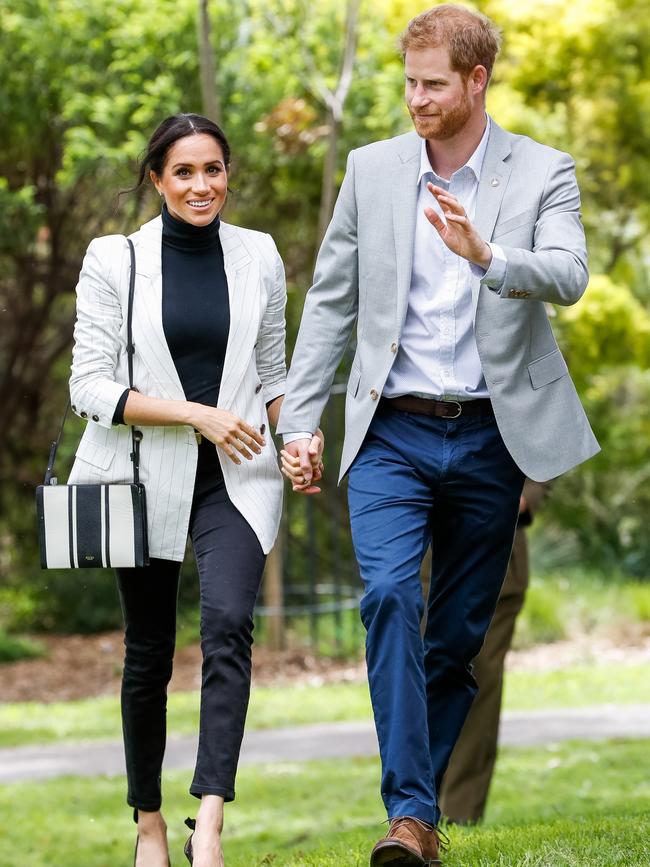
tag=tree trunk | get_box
[313,0,360,255]
[197,0,220,123]
[316,112,341,249]
[263,539,285,650]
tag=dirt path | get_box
[2,629,650,703]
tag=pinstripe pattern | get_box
[68,216,286,559]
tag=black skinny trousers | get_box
[115,466,265,811]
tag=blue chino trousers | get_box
[347,402,524,826]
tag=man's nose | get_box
[410,85,429,108]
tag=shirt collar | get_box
[417,115,491,184]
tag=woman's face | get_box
[150,133,228,226]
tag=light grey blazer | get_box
[68,215,286,560]
[278,120,599,482]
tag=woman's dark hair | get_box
[133,113,231,192]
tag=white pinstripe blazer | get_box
[67,215,286,559]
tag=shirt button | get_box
[260,423,266,435]
[92,415,99,422]
[255,383,263,394]
[370,388,379,401]
[390,342,398,353]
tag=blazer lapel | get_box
[217,222,259,410]
[392,134,421,332]
[130,216,186,399]
[473,121,513,312]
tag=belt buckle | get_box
[444,400,462,419]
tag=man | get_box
[278,5,598,865]
[439,479,551,825]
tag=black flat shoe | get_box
[184,817,196,865]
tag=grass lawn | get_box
[1,662,649,749]
[0,739,648,866]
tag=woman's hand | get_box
[192,405,266,465]
[280,428,325,494]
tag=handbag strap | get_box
[44,237,141,486]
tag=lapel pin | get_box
[490,177,500,187]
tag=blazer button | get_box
[260,423,266,435]
[255,383,263,394]
[370,388,379,401]
[80,411,88,418]
[92,414,99,422]
[390,342,398,353]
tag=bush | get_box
[513,581,567,648]
[0,629,45,664]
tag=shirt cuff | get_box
[470,242,507,291]
[282,432,314,445]
[111,388,131,425]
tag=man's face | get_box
[404,45,474,140]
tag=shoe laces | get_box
[385,816,450,850]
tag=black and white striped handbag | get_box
[36,238,149,569]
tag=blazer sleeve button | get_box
[80,411,88,418]
[71,405,77,412]
[370,388,379,401]
[92,415,99,422]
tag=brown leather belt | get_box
[381,395,493,419]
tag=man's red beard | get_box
[409,89,472,140]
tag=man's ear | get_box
[470,65,489,96]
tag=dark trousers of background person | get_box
[439,479,550,823]
[438,526,528,822]
[347,401,525,828]
[115,445,265,811]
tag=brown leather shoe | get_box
[370,816,444,865]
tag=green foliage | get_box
[2,0,650,632]
[514,569,650,646]
[0,629,44,664]
[512,583,567,648]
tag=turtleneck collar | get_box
[161,203,221,251]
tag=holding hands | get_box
[280,430,325,495]
[425,183,493,270]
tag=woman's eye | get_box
[207,166,221,174]
[176,168,190,176]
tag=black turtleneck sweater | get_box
[113,205,230,426]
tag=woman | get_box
[68,113,321,867]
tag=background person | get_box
[439,479,552,824]
[278,5,598,865]
[68,113,320,867]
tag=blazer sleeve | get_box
[256,235,288,405]
[276,150,360,435]
[491,151,589,306]
[69,236,130,428]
